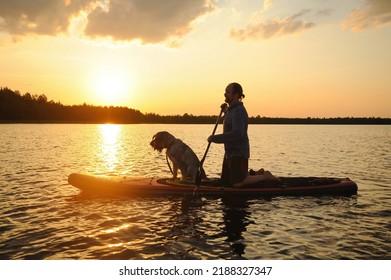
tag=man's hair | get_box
[230,82,245,98]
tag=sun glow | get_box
[91,67,131,106]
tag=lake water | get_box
[0,124,390,259]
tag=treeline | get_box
[0,87,218,124]
[0,87,144,123]
[1,87,390,124]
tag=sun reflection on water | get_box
[108,243,124,248]
[102,223,130,234]
[99,124,121,173]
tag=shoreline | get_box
[1,119,390,125]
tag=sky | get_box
[0,0,390,118]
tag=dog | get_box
[150,131,206,182]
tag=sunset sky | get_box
[1,0,390,117]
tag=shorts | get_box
[221,156,248,186]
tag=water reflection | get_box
[220,197,253,258]
[172,196,253,259]
[98,124,121,173]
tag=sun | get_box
[95,75,123,99]
[92,69,130,105]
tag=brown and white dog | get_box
[150,131,206,182]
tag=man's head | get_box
[224,82,245,104]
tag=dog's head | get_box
[150,131,176,153]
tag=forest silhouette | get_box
[1,87,390,124]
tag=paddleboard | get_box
[68,173,358,197]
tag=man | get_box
[208,82,249,186]
[208,82,278,187]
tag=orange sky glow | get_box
[0,0,390,117]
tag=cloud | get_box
[230,9,315,41]
[0,0,216,44]
[343,0,391,31]
[263,0,273,11]
[85,0,215,43]
[316,8,334,17]
[0,0,93,36]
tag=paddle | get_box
[195,103,227,187]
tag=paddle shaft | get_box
[199,105,226,166]
[195,104,227,187]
